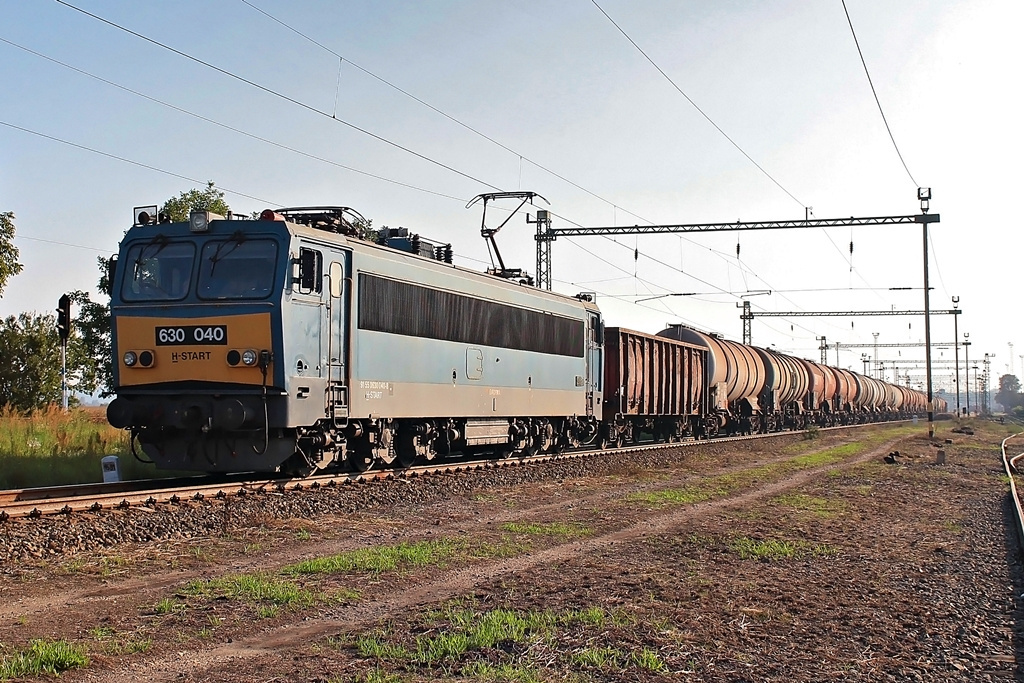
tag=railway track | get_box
[1001,430,1024,550]
[0,422,904,520]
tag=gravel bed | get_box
[0,437,753,564]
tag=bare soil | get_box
[2,420,1023,682]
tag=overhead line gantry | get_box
[524,191,942,435]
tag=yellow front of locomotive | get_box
[106,209,293,472]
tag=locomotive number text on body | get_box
[155,325,228,346]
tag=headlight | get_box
[123,351,138,367]
[241,349,258,366]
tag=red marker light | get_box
[259,209,285,222]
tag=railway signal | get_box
[56,293,71,341]
[56,293,71,411]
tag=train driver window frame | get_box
[298,248,323,295]
[196,238,278,301]
[121,241,195,302]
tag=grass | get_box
[342,669,406,683]
[687,533,837,561]
[0,639,89,679]
[630,647,669,671]
[351,603,654,676]
[154,597,183,615]
[89,628,152,656]
[357,609,554,665]
[284,539,461,576]
[771,493,846,517]
[728,536,837,561]
[458,661,541,682]
[499,521,591,537]
[569,645,668,671]
[628,437,886,508]
[466,538,529,559]
[256,605,281,619]
[182,573,320,608]
[0,405,196,489]
[791,442,862,467]
[569,646,622,668]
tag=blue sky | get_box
[1,0,1020,390]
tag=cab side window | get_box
[298,248,323,295]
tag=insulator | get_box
[411,234,421,255]
[444,244,453,263]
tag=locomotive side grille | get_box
[358,274,584,357]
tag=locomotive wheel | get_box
[348,448,374,472]
[395,443,417,468]
[395,430,430,468]
[281,455,317,478]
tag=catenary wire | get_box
[0,119,279,207]
[233,0,803,282]
[841,0,919,187]
[15,235,110,254]
[56,0,869,330]
[43,2,907,350]
[237,0,696,232]
[927,231,951,299]
[53,0,503,193]
[588,0,899,311]
[46,2,749,295]
[590,0,803,207]
[0,113,490,266]
[0,36,466,204]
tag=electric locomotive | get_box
[106,206,604,474]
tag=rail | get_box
[0,421,903,520]
[1002,431,1024,551]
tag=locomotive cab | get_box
[107,210,299,472]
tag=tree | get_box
[996,374,1023,412]
[160,181,230,222]
[67,258,114,397]
[0,211,24,297]
[0,312,65,411]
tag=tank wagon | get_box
[657,324,934,435]
[105,205,935,474]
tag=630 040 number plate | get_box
[155,325,228,346]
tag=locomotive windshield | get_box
[196,238,278,300]
[122,241,195,302]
